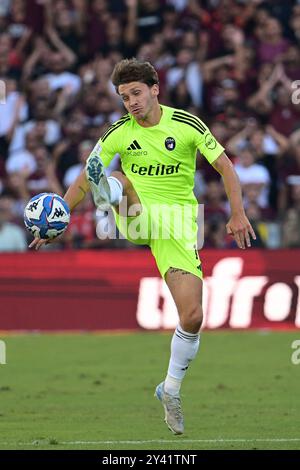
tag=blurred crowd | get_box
[1,0,300,252]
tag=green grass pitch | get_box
[0,331,299,450]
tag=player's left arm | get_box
[187,113,256,248]
[212,152,256,249]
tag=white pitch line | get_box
[3,438,300,446]
[61,438,300,445]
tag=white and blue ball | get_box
[24,193,70,239]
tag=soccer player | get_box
[30,58,256,435]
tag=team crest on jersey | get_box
[165,137,176,151]
[205,133,217,150]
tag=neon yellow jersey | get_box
[90,105,224,205]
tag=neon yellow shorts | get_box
[114,198,203,280]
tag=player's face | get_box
[118,82,159,120]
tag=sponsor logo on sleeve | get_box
[205,133,217,150]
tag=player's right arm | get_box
[63,169,90,211]
[29,169,90,250]
[29,117,126,250]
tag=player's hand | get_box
[226,213,256,249]
[29,237,53,251]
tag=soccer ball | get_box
[24,193,70,239]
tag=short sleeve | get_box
[193,118,225,164]
[87,136,117,168]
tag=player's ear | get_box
[151,84,159,96]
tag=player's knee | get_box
[181,305,203,333]
[111,171,141,215]
[110,171,126,191]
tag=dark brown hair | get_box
[111,58,159,92]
